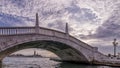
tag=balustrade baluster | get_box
[15,29,16,34]
[0,29,1,35]
[3,29,5,35]
[8,29,10,35]
[23,29,24,34]
[12,29,14,34]
[14,29,15,34]
[9,29,11,35]
[5,29,8,35]
[10,29,12,34]
[29,28,30,33]
[7,29,8,35]
[5,29,7,35]
[17,28,19,34]
[2,29,3,35]
[28,28,30,33]
[29,29,31,33]
[0,27,38,35]
[20,29,22,34]
[27,28,28,33]
[13,29,14,34]
[17,28,18,34]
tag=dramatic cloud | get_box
[79,3,120,50]
[8,0,26,8]
[0,12,34,26]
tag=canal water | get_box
[2,57,119,68]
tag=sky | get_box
[0,0,120,55]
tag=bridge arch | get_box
[0,24,97,64]
[0,38,89,63]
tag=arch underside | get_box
[0,40,89,63]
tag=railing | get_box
[0,27,35,35]
[69,36,94,50]
[0,27,67,38]
[0,26,94,51]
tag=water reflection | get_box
[56,62,119,68]
[2,57,120,68]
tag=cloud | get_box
[78,4,120,47]
[47,20,66,32]
[8,0,27,8]
[90,4,120,40]
[94,22,120,39]
[47,20,74,33]
[0,12,24,26]
[0,12,34,26]
[66,4,98,23]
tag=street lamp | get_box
[113,39,118,57]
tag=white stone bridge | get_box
[0,13,110,67]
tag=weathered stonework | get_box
[0,27,108,64]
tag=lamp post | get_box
[35,13,39,34]
[113,39,118,57]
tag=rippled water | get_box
[2,57,120,68]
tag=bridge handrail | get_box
[0,27,34,29]
[39,27,94,51]
[0,27,35,35]
[69,36,94,50]
[97,51,108,58]
[0,26,94,51]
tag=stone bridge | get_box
[0,13,109,67]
